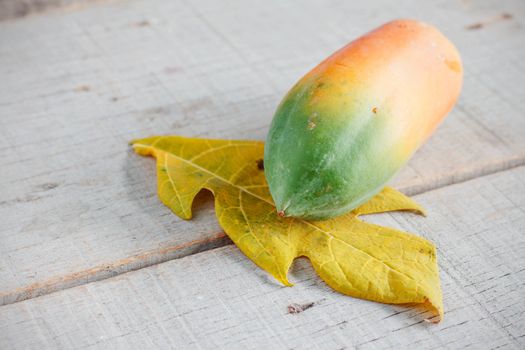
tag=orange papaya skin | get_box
[264,19,463,219]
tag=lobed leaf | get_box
[132,136,442,321]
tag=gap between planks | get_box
[1,154,524,307]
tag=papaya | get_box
[264,19,463,220]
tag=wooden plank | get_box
[1,167,523,349]
[1,0,525,305]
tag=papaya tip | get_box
[277,210,286,218]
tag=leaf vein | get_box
[164,153,187,217]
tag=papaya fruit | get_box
[264,19,463,220]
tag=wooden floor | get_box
[1,0,524,348]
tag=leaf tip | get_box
[425,316,442,324]
[412,205,427,217]
[282,279,294,287]
[131,143,149,156]
[423,295,443,323]
[180,212,193,221]
[273,270,293,287]
[130,137,160,157]
[425,309,443,323]
[158,192,194,220]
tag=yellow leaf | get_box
[132,135,443,322]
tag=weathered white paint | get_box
[1,0,525,305]
[1,167,524,349]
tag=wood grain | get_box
[1,167,524,349]
[1,0,525,305]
